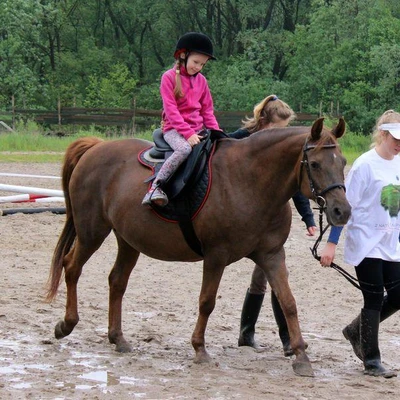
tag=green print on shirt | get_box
[381,184,400,217]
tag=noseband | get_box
[300,139,346,208]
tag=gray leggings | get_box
[152,129,192,189]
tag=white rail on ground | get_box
[0,184,63,197]
[0,173,60,179]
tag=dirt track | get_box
[1,162,399,399]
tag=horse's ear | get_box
[310,117,325,141]
[331,117,346,139]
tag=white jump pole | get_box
[0,173,60,179]
[0,184,64,197]
[0,194,65,203]
[0,194,46,203]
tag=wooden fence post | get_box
[130,98,136,135]
[11,95,15,130]
[57,98,61,127]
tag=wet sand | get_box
[0,162,399,399]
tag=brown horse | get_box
[46,117,351,377]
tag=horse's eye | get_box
[310,161,319,169]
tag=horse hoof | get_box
[54,320,70,339]
[292,360,314,377]
[194,352,211,364]
[115,341,133,353]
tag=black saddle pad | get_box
[138,144,216,222]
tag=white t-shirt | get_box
[344,148,400,266]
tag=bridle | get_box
[299,139,346,208]
[303,138,400,294]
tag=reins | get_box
[310,196,400,294]
[310,206,366,291]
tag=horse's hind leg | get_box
[260,249,314,377]
[108,235,140,353]
[55,238,103,339]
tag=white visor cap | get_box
[379,123,400,139]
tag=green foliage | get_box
[286,0,400,132]
[1,0,400,133]
[340,131,371,164]
[132,81,162,110]
[207,54,291,111]
[83,63,138,108]
[207,57,270,110]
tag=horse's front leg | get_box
[108,238,140,353]
[261,249,314,377]
[191,258,225,363]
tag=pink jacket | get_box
[160,66,220,139]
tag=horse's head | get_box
[298,117,351,226]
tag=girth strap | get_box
[175,197,203,256]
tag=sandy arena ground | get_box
[0,161,399,399]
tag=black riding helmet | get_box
[174,32,216,60]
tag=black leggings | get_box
[355,258,400,311]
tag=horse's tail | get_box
[46,137,103,301]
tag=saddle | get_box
[139,128,228,256]
[144,128,227,200]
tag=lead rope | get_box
[309,202,400,294]
[310,202,366,291]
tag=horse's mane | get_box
[249,125,337,150]
[248,126,309,148]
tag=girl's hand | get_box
[320,242,337,267]
[188,134,201,147]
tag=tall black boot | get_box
[343,296,398,361]
[271,291,292,356]
[360,308,397,378]
[238,289,264,348]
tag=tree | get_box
[285,0,400,132]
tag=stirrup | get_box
[142,187,168,207]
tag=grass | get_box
[0,122,154,163]
[339,132,371,164]
[0,121,369,164]
[0,152,64,163]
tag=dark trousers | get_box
[355,258,400,310]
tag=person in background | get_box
[320,110,400,378]
[230,95,317,356]
[142,32,220,207]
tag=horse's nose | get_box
[330,203,352,226]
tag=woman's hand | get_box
[320,242,337,267]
